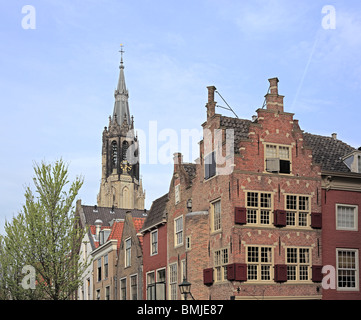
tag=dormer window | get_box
[265,144,291,174]
[343,151,361,173]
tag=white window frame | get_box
[336,248,359,291]
[336,204,358,231]
[150,229,158,256]
[169,263,178,300]
[174,216,183,247]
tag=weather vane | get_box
[119,44,125,64]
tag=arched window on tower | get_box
[112,141,118,167]
[122,187,130,209]
[122,141,129,161]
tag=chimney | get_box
[173,152,183,172]
[265,77,284,112]
[206,86,217,119]
[95,219,103,241]
[332,133,337,140]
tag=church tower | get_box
[97,48,145,209]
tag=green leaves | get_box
[0,159,89,300]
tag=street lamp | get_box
[179,278,195,300]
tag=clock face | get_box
[120,160,132,173]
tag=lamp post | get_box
[179,278,195,300]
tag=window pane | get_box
[260,193,271,208]
[266,145,277,158]
[286,195,297,210]
[247,209,257,224]
[337,206,355,229]
[299,196,309,211]
[338,250,357,288]
[287,248,297,263]
[279,146,290,159]
[247,192,258,207]
[286,211,296,226]
[247,247,259,263]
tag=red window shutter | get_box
[203,268,213,285]
[227,263,247,282]
[274,210,286,227]
[311,212,322,229]
[312,265,323,282]
[235,207,247,225]
[274,264,287,282]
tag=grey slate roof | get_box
[80,205,148,228]
[303,133,356,173]
[141,193,168,232]
[220,116,251,153]
[183,163,197,180]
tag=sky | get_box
[1,0,361,234]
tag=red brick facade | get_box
[166,78,324,300]
[322,180,361,300]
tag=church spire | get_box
[113,44,130,126]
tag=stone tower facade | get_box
[97,51,145,210]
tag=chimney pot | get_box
[95,219,103,241]
[332,133,337,140]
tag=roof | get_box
[141,193,168,232]
[80,205,148,228]
[218,114,357,174]
[303,133,356,173]
[113,57,130,126]
[183,163,197,180]
[220,116,251,153]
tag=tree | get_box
[0,159,89,299]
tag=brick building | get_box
[140,193,169,300]
[166,78,324,300]
[76,203,147,299]
[116,212,145,300]
[305,134,361,299]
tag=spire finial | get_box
[119,44,125,68]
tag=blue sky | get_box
[1,0,361,234]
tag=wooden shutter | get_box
[311,212,322,229]
[235,207,247,225]
[227,263,247,282]
[203,268,213,285]
[312,265,323,282]
[274,264,287,282]
[279,160,291,174]
[266,158,280,173]
[274,210,286,227]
